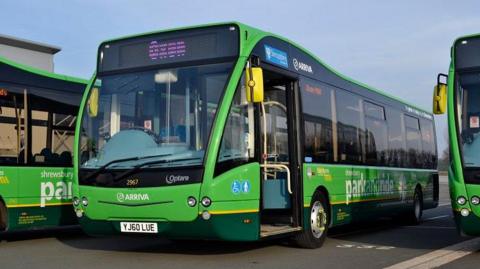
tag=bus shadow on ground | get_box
[60,235,280,255]
[57,217,457,254]
[0,211,462,254]
[0,226,83,242]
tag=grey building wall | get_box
[0,44,55,71]
[0,34,61,72]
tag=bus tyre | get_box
[0,200,7,231]
[408,188,423,225]
[295,191,329,249]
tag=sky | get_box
[1,0,480,153]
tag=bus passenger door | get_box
[259,69,302,236]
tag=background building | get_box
[0,34,60,72]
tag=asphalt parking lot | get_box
[1,176,478,269]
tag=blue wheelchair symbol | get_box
[231,180,241,194]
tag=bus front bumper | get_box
[454,210,480,236]
[77,212,260,241]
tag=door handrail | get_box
[260,163,292,194]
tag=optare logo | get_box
[292,58,313,74]
[165,175,189,184]
[117,193,125,202]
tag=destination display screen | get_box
[456,37,480,70]
[148,39,187,60]
[99,25,239,73]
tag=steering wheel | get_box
[127,126,160,144]
[462,129,474,145]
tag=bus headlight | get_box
[457,196,467,205]
[472,196,480,205]
[187,196,197,207]
[201,197,212,207]
[81,197,89,207]
[461,208,470,217]
[73,197,80,207]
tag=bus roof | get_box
[99,21,432,116]
[0,55,88,85]
[454,33,480,45]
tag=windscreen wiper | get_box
[82,154,172,182]
[112,157,200,183]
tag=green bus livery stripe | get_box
[304,197,403,208]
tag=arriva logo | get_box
[116,192,149,202]
[165,175,189,184]
[40,182,72,207]
[293,58,313,74]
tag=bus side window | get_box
[0,93,22,165]
[30,92,77,167]
[386,108,406,167]
[364,101,388,166]
[300,79,334,164]
[404,115,423,168]
[336,90,364,165]
[420,119,437,169]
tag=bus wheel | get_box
[408,187,423,225]
[295,191,329,249]
[0,200,7,231]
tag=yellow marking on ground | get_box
[7,202,73,208]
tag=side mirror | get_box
[245,67,264,103]
[433,84,446,114]
[88,87,99,117]
[433,73,448,115]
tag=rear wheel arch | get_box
[315,186,330,213]
[0,196,8,231]
[407,184,424,225]
[415,184,423,201]
[295,188,330,248]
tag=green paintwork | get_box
[0,56,88,85]
[80,212,260,241]
[0,57,87,231]
[0,165,77,230]
[303,164,436,226]
[446,34,480,235]
[74,22,437,240]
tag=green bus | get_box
[434,34,480,236]
[0,56,87,231]
[74,22,438,248]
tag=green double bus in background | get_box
[74,22,438,248]
[434,34,480,236]
[0,57,87,231]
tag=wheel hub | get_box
[310,201,326,238]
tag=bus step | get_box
[260,224,302,237]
